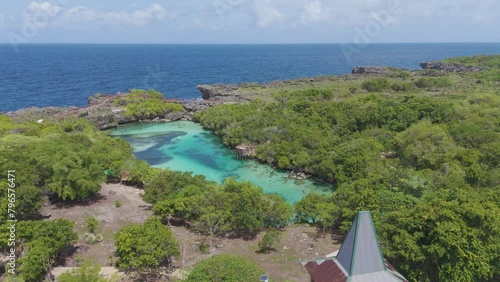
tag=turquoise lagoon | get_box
[110,121,333,204]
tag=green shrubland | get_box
[195,55,500,281]
[1,55,499,282]
[113,89,184,119]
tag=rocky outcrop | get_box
[352,66,393,75]
[4,93,220,130]
[197,84,254,103]
[420,62,484,73]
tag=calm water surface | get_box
[111,121,333,204]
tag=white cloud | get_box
[300,1,330,25]
[0,15,4,29]
[22,2,175,28]
[26,1,64,17]
[253,0,284,27]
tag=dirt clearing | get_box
[42,183,340,281]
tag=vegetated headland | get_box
[1,54,499,282]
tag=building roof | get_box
[302,211,408,282]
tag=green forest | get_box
[195,55,500,281]
[0,55,499,282]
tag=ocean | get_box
[1,43,500,112]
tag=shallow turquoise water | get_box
[110,121,334,204]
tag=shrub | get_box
[115,200,122,208]
[86,216,99,233]
[84,233,104,244]
[186,255,264,282]
[391,70,411,78]
[258,230,282,254]
[58,260,118,282]
[361,78,391,92]
[391,82,414,92]
[197,240,210,254]
[414,77,452,89]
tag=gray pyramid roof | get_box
[336,211,386,275]
[302,211,408,282]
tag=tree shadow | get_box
[256,247,277,254]
[54,245,90,267]
[227,230,259,241]
[163,217,191,228]
[51,193,107,209]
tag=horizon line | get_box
[1,41,500,45]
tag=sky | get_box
[0,0,499,44]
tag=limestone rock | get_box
[420,61,484,73]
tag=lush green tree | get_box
[396,120,458,169]
[31,136,104,200]
[262,194,293,228]
[294,193,331,224]
[186,255,265,282]
[114,217,179,270]
[16,219,78,282]
[153,179,292,237]
[331,137,384,183]
[143,169,210,203]
[378,189,500,282]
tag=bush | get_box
[58,260,118,282]
[186,255,264,282]
[258,230,282,254]
[391,82,414,92]
[197,240,210,254]
[84,232,104,244]
[115,200,122,208]
[361,78,391,92]
[391,70,411,78]
[86,216,99,233]
[414,77,452,89]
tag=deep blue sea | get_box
[1,43,500,112]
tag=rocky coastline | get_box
[3,59,479,130]
[4,93,218,130]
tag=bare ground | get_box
[41,183,340,282]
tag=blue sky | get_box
[0,0,499,43]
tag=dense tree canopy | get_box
[152,178,292,236]
[196,56,500,281]
[1,55,499,282]
[13,219,78,282]
[114,217,179,270]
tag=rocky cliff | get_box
[197,84,256,103]
[351,66,393,75]
[4,92,216,130]
[420,61,484,72]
